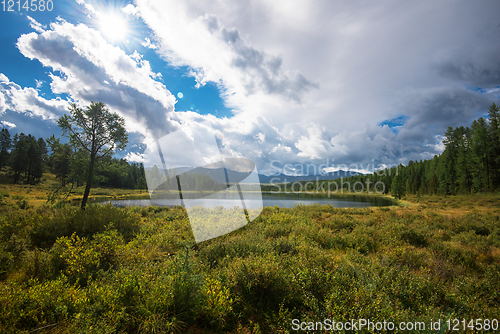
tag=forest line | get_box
[268,103,500,198]
[1,102,499,198]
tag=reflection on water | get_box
[101,192,394,209]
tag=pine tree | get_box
[391,167,406,199]
[0,128,11,171]
[47,135,73,186]
[470,118,491,191]
[10,133,28,184]
[455,126,473,194]
[26,136,44,184]
[488,103,500,189]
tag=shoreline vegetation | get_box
[0,171,403,209]
[0,178,401,210]
[1,172,499,333]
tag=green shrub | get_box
[53,230,124,286]
[1,196,500,332]
[0,277,88,333]
[31,204,140,248]
[221,255,292,313]
[0,190,8,200]
[197,234,269,268]
[0,249,13,279]
[401,229,429,247]
[22,248,53,281]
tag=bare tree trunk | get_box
[81,155,95,210]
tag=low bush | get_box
[31,204,140,248]
[1,195,500,333]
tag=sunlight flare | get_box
[99,12,128,41]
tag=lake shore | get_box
[1,172,402,209]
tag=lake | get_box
[100,192,394,209]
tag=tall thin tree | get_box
[58,102,128,209]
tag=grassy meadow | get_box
[0,176,499,333]
[0,172,150,209]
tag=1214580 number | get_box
[2,0,53,11]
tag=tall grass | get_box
[0,195,499,333]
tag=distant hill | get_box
[171,166,252,184]
[159,166,364,185]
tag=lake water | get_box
[101,192,394,209]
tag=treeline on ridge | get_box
[339,103,500,197]
[267,103,500,198]
[0,131,227,192]
[1,102,499,196]
[0,131,147,190]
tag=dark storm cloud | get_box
[431,12,500,89]
[202,14,317,102]
[436,61,500,88]
[399,87,495,145]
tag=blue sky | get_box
[1,0,500,175]
[0,1,231,115]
